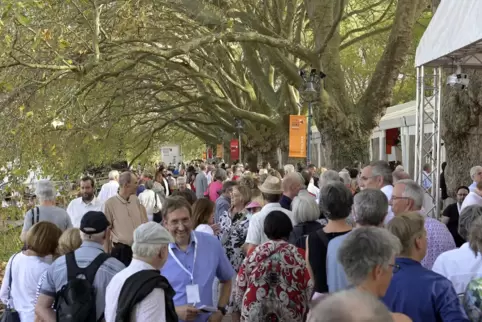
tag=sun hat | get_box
[258,175,283,194]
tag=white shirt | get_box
[98,180,120,202]
[245,203,293,245]
[461,191,482,212]
[381,185,394,225]
[0,253,52,322]
[432,243,482,294]
[66,197,103,228]
[307,182,320,204]
[138,190,162,221]
[206,171,212,186]
[105,259,166,322]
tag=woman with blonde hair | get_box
[0,222,62,321]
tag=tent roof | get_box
[415,0,482,68]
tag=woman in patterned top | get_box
[233,211,313,322]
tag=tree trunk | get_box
[442,70,482,197]
[319,130,370,170]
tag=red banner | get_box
[207,148,213,159]
[289,115,307,158]
[230,139,239,161]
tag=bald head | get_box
[119,171,138,196]
[393,170,410,184]
[282,172,303,198]
[308,289,392,322]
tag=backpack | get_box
[54,252,110,322]
[30,207,40,226]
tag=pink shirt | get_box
[208,180,223,202]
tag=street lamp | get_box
[235,118,243,163]
[299,68,325,165]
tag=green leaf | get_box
[15,13,29,26]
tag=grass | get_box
[0,226,22,262]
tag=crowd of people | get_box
[3,160,482,321]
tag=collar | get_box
[130,258,156,270]
[380,185,393,194]
[396,257,421,266]
[169,231,196,250]
[263,202,282,210]
[81,240,104,250]
[116,194,130,204]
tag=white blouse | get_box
[0,252,52,321]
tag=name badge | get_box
[186,284,201,304]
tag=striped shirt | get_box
[39,241,125,320]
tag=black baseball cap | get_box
[80,211,109,234]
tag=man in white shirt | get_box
[468,166,482,192]
[359,160,394,224]
[98,170,120,202]
[105,222,176,322]
[393,170,434,216]
[461,181,482,212]
[67,176,103,228]
[245,175,293,253]
[422,163,432,191]
[433,205,482,294]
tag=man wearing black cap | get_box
[36,211,125,322]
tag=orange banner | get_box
[289,115,307,158]
[202,151,207,160]
[216,144,223,158]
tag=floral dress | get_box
[219,210,250,272]
[234,240,313,322]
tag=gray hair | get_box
[353,189,388,226]
[144,179,154,190]
[319,170,340,189]
[80,231,105,243]
[396,179,424,210]
[459,205,482,240]
[338,227,401,286]
[119,171,133,186]
[339,171,351,185]
[108,170,119,180]
[370,160,393,186]
[132,222,171,258]
[308,289,392,322]
[292,195,320,225]
[392,170,410,183]
[35,179,57,202]
[470,166,482,180]
[284,164,295,174]
[214,168,227,181]
[177,176,186,184]
[319,181,353,220]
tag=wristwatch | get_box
[217,306,227,316]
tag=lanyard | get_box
[169,233,197,282]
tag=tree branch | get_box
[340,25,393,50]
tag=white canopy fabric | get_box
[415,0,482,68]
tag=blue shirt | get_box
[279,195,292,210]
[326,233,351,292]
[162,231,235,322]
[382,258,469,322]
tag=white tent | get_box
[414,0,482,217]
[416,0,482,68]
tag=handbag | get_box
[1,253,20,322]
[152,193,162,223]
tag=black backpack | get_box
[54,252,110,322]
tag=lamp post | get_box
[299,68,325,165]
[235,118,243,163]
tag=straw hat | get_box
[258,175,282,194]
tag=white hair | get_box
[176,176,186,184]
[470,166,482,180]
[339,171,351,185]
[108,170,119,180]
[397,179,424,210]
[319,170,340,189]
[284,164,295,174]
[80,231,105,243]
[132,222,171,258]
[35,179,57,202]
[292,195,320,224]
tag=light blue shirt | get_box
[326,233,351,292]
[162,231,235,322]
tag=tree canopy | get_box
[0,0,431,178]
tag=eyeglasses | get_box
[457,193,468,197]
[388,264,400,273]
